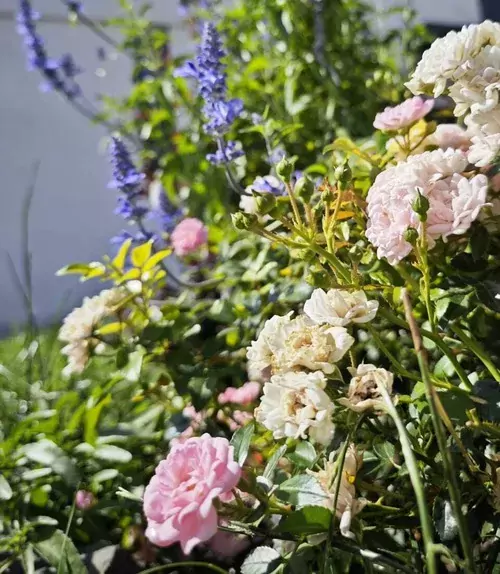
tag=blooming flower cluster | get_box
[406,20,500,167]
[143,434,242,554]
[366,148,488,264]
[17,0,82,99]
[176,22,243,165]
[58,288,124,376]
[250,288,380,445]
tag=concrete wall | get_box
[0,0,486,332]
[0,0,193,333]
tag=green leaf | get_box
[21,468,52,481]
[112,238,133,273]
[287,442,317,468]
[434,355,455,378]
[263,445,287,481]
[0,475,13,500]
[276,506,331,535]
[241,546,282,574]
[230,422,255,466]
[131,241,153,268]
[23,440,79,486]
[122,349,145,382]
[32,530,86,574]
[56,262,92,277]
[277,474,330,507]
[84,394,112,445]
[93,445,133,463]
[92,469,119,483]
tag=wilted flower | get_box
[171,218,208,256]
[307,444,366,538]
[373,97,433,131]
[254,371,335,445]
[304,289,379,327]
[143,434,242,554]
[218,381,261,405]
[246,312,354,382]
[366,148,489,264]
[338,364,393,412]
[59,288,124,376]
[75,490,95,510]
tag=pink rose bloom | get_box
[75,490,95,510]
[366,149,488,264]
[171,218,208,257]
[373,97,434,131]
[430,124,471,151]
[143,434,242,554]
[217,382,261,405]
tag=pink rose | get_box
[373,97,434,131]
[75,490,95,510]
[217,382,261,405]
[431,124,471,151]
[171,218,208,257]
[143,434,242,554]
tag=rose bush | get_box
[9,3,500,574]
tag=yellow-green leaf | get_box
[56,263,92,277]
[143,249,172,272]
[131,241,153,268]
[95,322,124,336]
[112,238,133,273]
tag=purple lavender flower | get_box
[206,140,243,165]
[17,0,83,99]
[267,146,286,166]
[175,22,243,163]
[247,175,285,196]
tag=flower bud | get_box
[276,157,295,181]
[334,162,352,191]
[403,227,419,245]
[232,212,258,231]
[412,188,429,222]
[254,192,276,215]
[269,196,291,219]
[294,176,315,202]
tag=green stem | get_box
[140,562,229,574]
[376,380,437,574]
[450,323,500,383]
[402,291,476,574]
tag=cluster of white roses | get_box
[248,288,393,445]
[407,20,500,168]
[58,288,124,376]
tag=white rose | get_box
[254,371,335,445]
[307,444,366,538]
[246,313,354,381]
[338,364,393,413]
[304,289,379,327]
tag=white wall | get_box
[0,0,193,332]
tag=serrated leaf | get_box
[287,442,317,468]
[276,506,331,535]
[241,546,282,574]
[131,241,153,268]
[0,475,13,500]
[230,422,254,466]
[94,445,132,463]
[276,474,330,507]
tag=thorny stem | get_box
[402,290,477,574]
